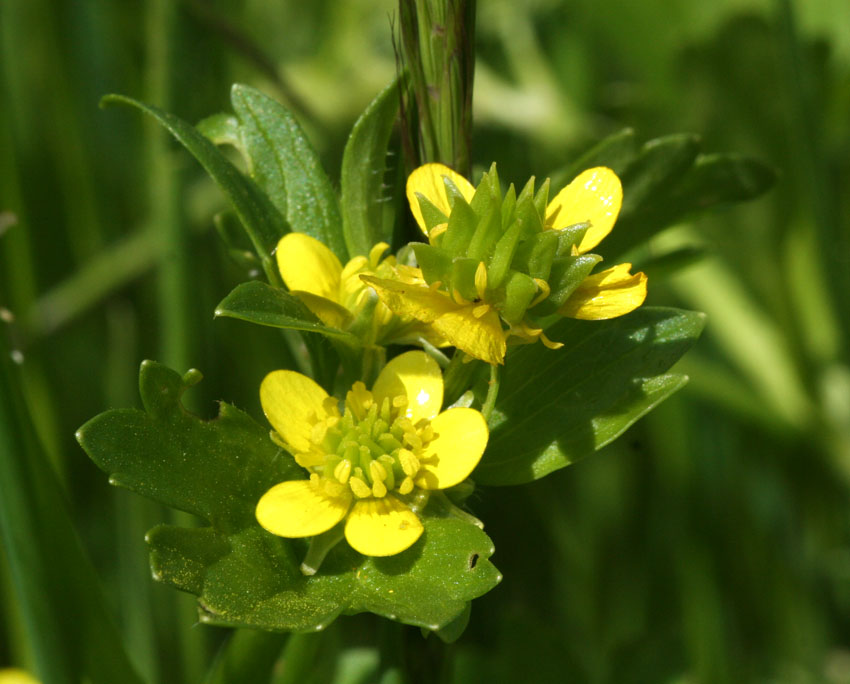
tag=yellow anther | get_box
[372,480,388,498]
[369,460,388,483]
[334,459,352,484]
[311,421,328,445]
[398,476,414,495]
[452,289,471,306]
[429,223,448,241]
[349,476,372,498]
[340,255,368,281]
[295,451,325,468]
[346,382,373,420]
[309,473,321,485]
[369,242,390,267]
[530,278,551,308]
[403,431,423,450]
[323,479,346,497]
[398,449,421,477]
[472,303,490,319]
[540,331,564,350]
[474,261,488,300]
[392,395,408,409]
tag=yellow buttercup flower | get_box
[364,163,648,364]
[275,232,444,347]
[255,351,488,558]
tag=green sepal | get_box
[341,79,400,257]
[500,271,538,325]
[511,230,559,281]
[474,307,705,485]
[230,84,346,260]
[214,281,360,345]
[412,243,453,285]
[468,164,499,217]
[500,184,517,231]
[78,362,502,632]
[415,193,450,233]
[533,177,551,217]
[441,192,479,255]
[555,223,589,256]
[536,254,602,314]
[467,202,502,263]
[487,221,523,289]
[450,257,481,302]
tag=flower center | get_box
[303,382,434,500]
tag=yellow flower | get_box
[364,164,648,364]
[275,232,444,347]
[255,351,488,557]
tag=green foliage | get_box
[215,281,359,345]
[477,307,704,485]
[100,94,287,285]
[553,129,777,259]
[0,340,144,684]
[341,80,401,257]
[77,362,500,633]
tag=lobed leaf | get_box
[78,362,501,632]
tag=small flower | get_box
[364,163,648,364]
[255,351,488,557]
[0,670,40,684]
[274,232,444,347]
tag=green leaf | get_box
[604,152,776,258]
[100,94,286,283]
[231,84,346,260]
[214,280,360,345]
[0,339,144,684]
[618,133,701,214]
[341,79,400,257]
[475,307,705,485]
[78,362,501,632]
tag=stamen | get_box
[398,448,420,477]
[334,459,352,484]
[540,331,564,350]
[472,303,490,319]
[398,476,414,495]
[453,289,471,306]
[530,278,551,308]
[349,476,371,498]
[369,460,388,483]
[372,480,388,498]
[474,261,488,300]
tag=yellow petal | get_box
[415,408,488,490]
[344,496,423,556]
[276,233,342,301]
[406,163,475,235]
[430,306,507,366]
[545,167,622,254]
[291,290,353,330]
[256,480,351,538]
[558,263,648,320]
[372,351,443,422]
[261,370,332,452]
[361,275,458,323]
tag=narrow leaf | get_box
[100,94,286,281]
[215,280,360,345]
[341,79,401,257]
[231,84,346,260]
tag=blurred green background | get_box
[2,0,850,682]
